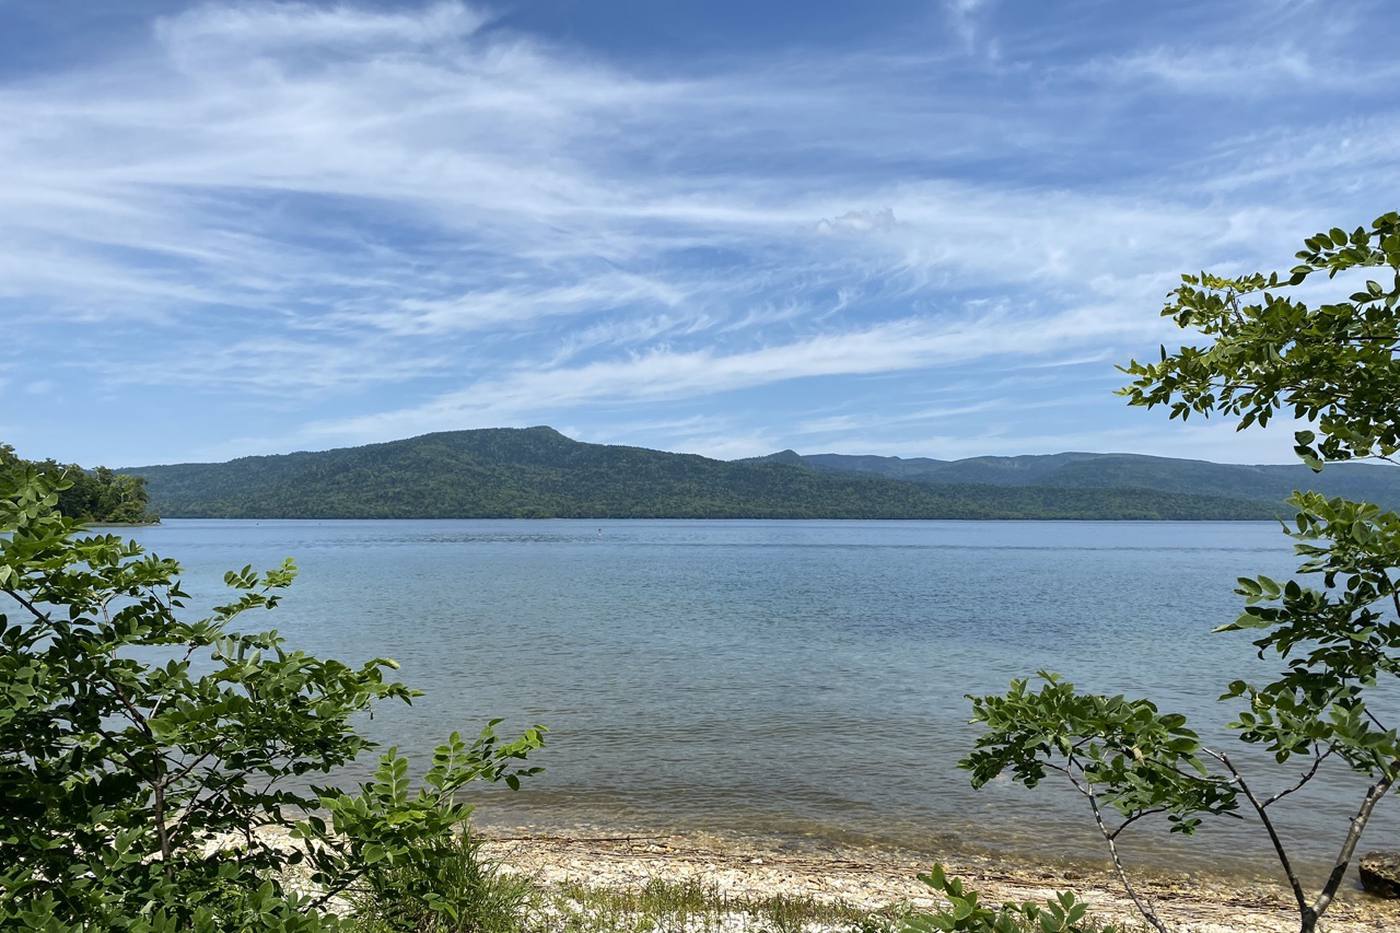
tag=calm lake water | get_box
[127,519,1398,880]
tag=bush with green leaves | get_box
[344,831,535,933]
[902,865,1116,933]
[301,730,543,931]
[962,213,1400,933]
[0,467,544,931]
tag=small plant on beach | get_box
[345,831,536,933]
[902,865,1116,933]
[961,213,1400,933]
[0,468,545,931]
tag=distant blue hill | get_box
[743,449,1400,510]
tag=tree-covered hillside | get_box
[124,427,1279,520]
[1,443,157,523]
[750,449,1400,509]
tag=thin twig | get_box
[2,587,52,624]
[1384,571,1400,629]
[1108,807,1167,841]
[1058,759,1168,933]
[1263,745,1333,808]
[149,640,201,721]
[1079,776,1169,933]
[1208,749,1309,921]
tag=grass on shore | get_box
[345,835,1129,933]
[541,877,900,933]
[346,837,901,932]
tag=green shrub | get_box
[346,832,535,933]
[902,866,1116,933]
[0,468,544,930]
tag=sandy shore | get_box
[480,829,1400,932]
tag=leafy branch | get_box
[967,213,1400,933]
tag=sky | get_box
[3,0,1399,467]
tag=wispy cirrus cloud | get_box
[154,0,489,52]
[296,303,1154,445]
[3,0,1398,466]
[1072,44,1321,93]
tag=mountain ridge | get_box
[116,426,1396,521]
[743,449,1400,509]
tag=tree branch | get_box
[1057,755,1168,933]
[1312,766,1398,923]
[1107,807,1167,841]
[2,586,52,625]
[1263,745,1333,808]
[1080,776,1169,933]
[149,640,201,721]
[1384,571,1400,626]
[106,677,155,741]
[1207,749,1308,918]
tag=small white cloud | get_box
[814,208,897,236]
[943,0,993,51]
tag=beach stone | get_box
[1359,851,1400,898]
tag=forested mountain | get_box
[747,450,1400,510]
[1,443,157,524]
[123,427,1282,520]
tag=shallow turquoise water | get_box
[125,519,1399,879]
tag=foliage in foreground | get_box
[903,866,1117,933]
[0,442,156,524]
[0,468,544,930]
[962,213,1400,933]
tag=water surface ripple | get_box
[128,519,1398,880]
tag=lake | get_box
[126,518,1399,880]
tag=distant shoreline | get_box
[134,514,1282,523]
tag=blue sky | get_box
[3,0,1399,467]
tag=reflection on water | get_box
[127,518,1398,881]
